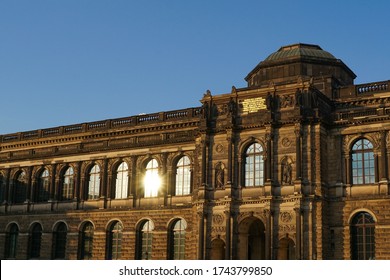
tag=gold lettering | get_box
[240,97,266,114]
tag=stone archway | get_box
[278,237,295,260]
[210,238,226,260]
[238,217,266,260]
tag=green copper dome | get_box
[264,43,336,63]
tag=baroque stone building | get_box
[1,43,390,260]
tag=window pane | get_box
[53,223,67,259]
[15,172,27,203]
[171,219,186,260]
[88,165,100,200]
[29,224,42,259]
[37,169,50,202]
[79,222,94,260]
[175,156,191,196]
[62,167,74,200]
[245,143,264,187]
[351,139,375,185]
[115,162,128,199]
[5,224,19,259]
[108,222,122,260]
[140,221,153,260]
[351,212,375,260]
[144,159,160,198]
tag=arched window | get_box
[106,221,123,260]
[168,219,186,260]
[52,222,67,259]
[351,212,375,260]
[78,222,94,260]
[144,159,160,198]
[244,143,264,187]
[37,169,50,202]
[351,139,375,184]
[28,223,42,259]
[14,171,27,204]
[61,167,74,200]
[114,162,129,199]
[88,165,100,200]
[175,156,191,195]
[4,223,19,259]
[136,220,154,260]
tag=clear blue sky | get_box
[1,0,389,134]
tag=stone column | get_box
[265,131,273,182]
[227,131,233,184]
[197,210,205,259]
[101,159,108,208]
[380,131,388,183]
[302,206,309,259]
[50,164,57,201]
[161,153,168,206]
[270,209,275,259]
[30,170,36,203]
[224,209,231,259]
[74,162,82,209]
[231,210,239,260]
[294,124,302,181]
[294,124,302,196]
[295,206,301,259]
[3,169,10,204]
[130,156,137,198]
[201,138,208,187]
[264,208,272,259]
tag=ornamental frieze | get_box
[211,226,225,233]
[278,224,296,232]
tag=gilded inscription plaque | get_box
[240,97,266,114]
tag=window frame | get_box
[87,164,101,200]
[78,222,94,260]
[28,223,42,259]
[106,221,123,260]
[244,143,265,187]
[52,222,67,259]
[350,212,375,260]
[168,219,186,260]
[136,220,154,260]
[14,171,27,204]
[144,159,160,198]
[175,156,191,196]
[114,162,129,199]
[4,223,19,259]
[351,138,375,185]
[61,167,74,201]
[37,169,50,202]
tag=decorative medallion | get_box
[280,211,293,223]
[215,144,224,154]
[213,214,224,225]
[281,137,291,147]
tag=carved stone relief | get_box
[279,211,293,223]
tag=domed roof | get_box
[263,43,336,64]
[245,43,356,88]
